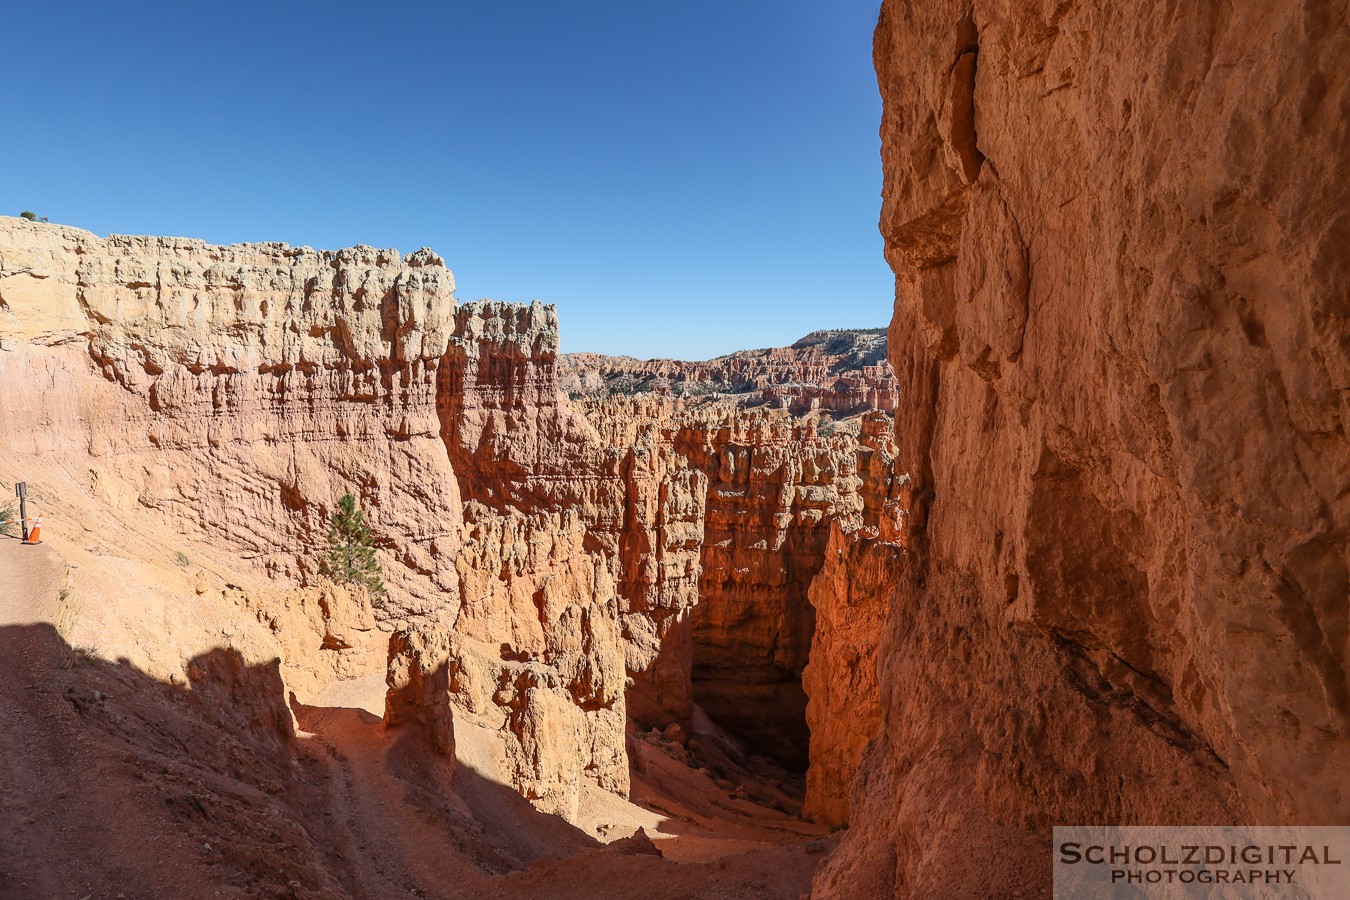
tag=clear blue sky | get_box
[5,1,891,359]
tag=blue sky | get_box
[5,1,891,359]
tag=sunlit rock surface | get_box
[815,3,1350,896]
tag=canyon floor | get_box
[0,533,833,899]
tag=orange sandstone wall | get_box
[0,221,694,823]
[816,2,1350,896]
[801,413,907,825]
[0,221,465,617]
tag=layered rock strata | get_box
[562,329,900,417]
[817,3,1350,896]
[0,220,681,823]
[570,398,908,777]
[678,415,868,772]
[0,221,464,619]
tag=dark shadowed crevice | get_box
[950,14,984,184]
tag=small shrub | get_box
[70,645,99,667]
[174,551,191,567]
[18,211,48,223]
[321,493,386,601]
[0,501,14,536]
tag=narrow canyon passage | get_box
[689,509,823,774]
[566,339,906,779]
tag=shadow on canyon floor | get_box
[0,623,827,899]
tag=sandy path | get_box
[0,539,231,898]
[0,534,66,628]
[0,536,828,897]
[0,536,70,899]
[294,703,498,895]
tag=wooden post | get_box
[16,482,27,542]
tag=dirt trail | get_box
[286,674,831,898]
[0,515,828,898]
[0,534,67,628]
[293,703,499,895]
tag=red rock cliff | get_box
[562,329,900,417]
[0,222,464,616]
[817,3,1350,896]
[0,223,689,824]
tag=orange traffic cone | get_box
[24,514,42,544]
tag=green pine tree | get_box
[322,494,386,601]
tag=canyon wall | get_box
[562,329,900,416]
[435,301,634,818]
[572,394,907,785]
[677,415,868,772]
[670,415,859,771]
[0,223,465,617]
[801,412,907,825]
[0,219,902,828]
[0,221,669,823]
[817,2,1350,896]
[563,334,908,776]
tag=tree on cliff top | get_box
[18,211,49,222]
[322,494,386,602]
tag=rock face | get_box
[386,625,457,757]
[436,300,636,814]
[816,3,1350,896]
[0,220,648,823]
[615,442,708,731]
[454,505,631,817]
[562,329,900,417]
[572,397,907,777]
[678,416,869,772]
[240,580,385,698]
[0,221,464,618]
[801,414,907,825]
